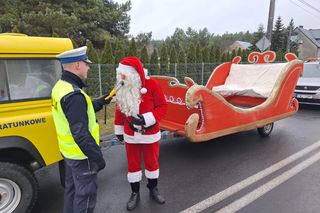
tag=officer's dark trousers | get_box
[64,158,98,213]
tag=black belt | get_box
[125,118,156,134]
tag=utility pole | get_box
[266,0,276,47]
[286,25,292,52]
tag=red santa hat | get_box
[116,56,147,94]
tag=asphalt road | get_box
[32,105,320,213]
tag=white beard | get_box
[116,71,141,117]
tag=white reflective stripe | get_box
[128,170,142,183]
[116,64,136,74]
[143,112,156,127]
[114,125,124,135]
[145,169,159,179]
[124,131,161,144]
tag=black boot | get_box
[147,179,165,204]
[127,182,140,211]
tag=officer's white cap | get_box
[56,46,92,64]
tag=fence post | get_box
[201,63,204,85]
[174,63,177,78]
[98,64,102,96]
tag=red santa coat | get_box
[114,77,167,144]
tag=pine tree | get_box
[221,52,227,62]
[114,40,125,64]
[241,49,247,62]
[140,45,149,65]
[177,47,187,82]
[160,43,169,75]
[202,46,210,63]
[187,43,196,64]
[101,38,114,64]
[178,47,186,63]
[271,16,285,52]
[209,45,216,63]
[169,46,177,64]
[215,46,221,62]
[231,49,236,61]
[150,49,159,75]
[195,43,202,63]
[237,48,242,56]
[128,38,137,56]
[251,24,265,51]
[87,41,99,63]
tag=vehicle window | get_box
[2,59,62,101]
[0,61,9,102]
[302,63,320,78]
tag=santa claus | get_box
[114,56,168,211]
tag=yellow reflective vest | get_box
[51,80,99,159]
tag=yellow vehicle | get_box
[0,34,73,212]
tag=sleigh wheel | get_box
[257,123,274,137]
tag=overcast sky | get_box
[114,0,320,40]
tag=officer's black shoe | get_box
[126,192,140,211]
[149,187,165,204]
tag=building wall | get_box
[298,32,318,59]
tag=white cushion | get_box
[212,63,288,98]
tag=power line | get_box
[296,0,320,14]
[289,0,320,19]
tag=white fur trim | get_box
[114,125,124,135]
[124,131,161,144]
[144,69,150,79]
[140,87,147,94]
[127,171,142,183]
[145,169,159,179]
[142,112,156,127]
[116,64,136,75]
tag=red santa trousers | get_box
[125,142,160,183]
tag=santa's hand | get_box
[116,134,124,142]
[131,114,146,125]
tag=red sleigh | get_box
[152,51,303,142]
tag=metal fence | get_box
[86,63,220,97]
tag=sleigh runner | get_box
[152,51,304,142]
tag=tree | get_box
[101,38,114,64]
[215,45,221,62]
[128,38,137,56]
[0,0,131,47]
[187,43,196,64]
[150,49,159,75]
[195,43,202,63]
[231,49,236,60]
[140,45,149,65]
[271,16,285,52]
[169,46,177,64]
[160,43,169,74]
[209,45,216,63]
[177,47,187,81]
[136,32,152,49]
[114,40,125,64]
[202,46,210,63]
[251,24,265,51]
[285,18,296,52]
[87,41,99,63]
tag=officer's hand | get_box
[131,114,146,125]
[116,134,124,142]
[96,157,106,172]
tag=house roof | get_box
[235,41,252,49]
[294,27,320,48]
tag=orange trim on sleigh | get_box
[152,51,304,142]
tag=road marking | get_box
[181,140,320,213]
[217,150,320,213]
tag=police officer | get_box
[51,46,112,213]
